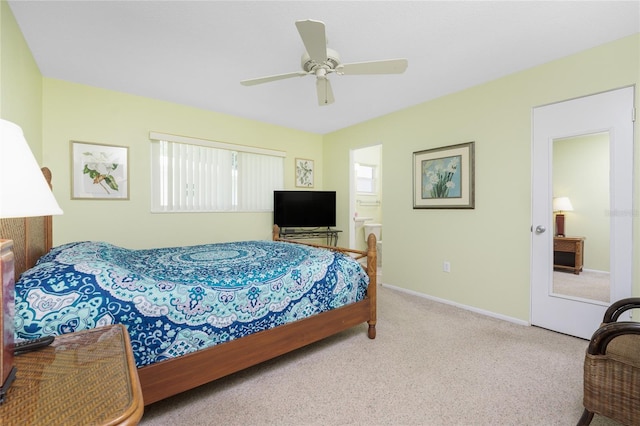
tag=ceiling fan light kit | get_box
[240,19,408,106]
[301,48,340,73]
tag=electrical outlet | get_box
[443,261,451,273]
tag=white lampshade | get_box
[0,119,63,218]
[552,196,573,213]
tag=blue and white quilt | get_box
[14,240,369,367]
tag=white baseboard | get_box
[580,268,610,275]
[380,283,530,327]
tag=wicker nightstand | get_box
[554,236,585,275]
[1,324,143,425]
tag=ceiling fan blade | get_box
[338,58,408,75]
[316,78,334,106]
[240,71,308,86]
[295,19,327,63]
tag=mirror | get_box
[552,132,610,303]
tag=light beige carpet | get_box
[553,270,610,303]
[140,285,619,425]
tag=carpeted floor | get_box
[553,270,610,303]
[140,284,620,425]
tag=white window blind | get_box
[237,151,284,211]
[150,132,284,213]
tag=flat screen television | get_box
[273,190,336,228]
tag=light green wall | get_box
[554,133,610,272]
[324,34,639,322]
[42,79,323,248]
[0,0,42,158]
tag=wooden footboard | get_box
[3,172,378,406]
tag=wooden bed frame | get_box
[0,168,377,405]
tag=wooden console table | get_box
[1,324,143,425]
[554,236,585,275]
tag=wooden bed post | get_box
[41,167,54,251]
[366,233,377,339]
[0,168,54,281]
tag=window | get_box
[150,132,284,212]
[355,163,377,194]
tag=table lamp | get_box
[0,119,63,402]
[553,196,573,237]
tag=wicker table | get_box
[553,236,585,275]
[1,324,143,425]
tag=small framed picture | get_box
[295,158,314,188]
[413,141,475,209]
[71,141,129,200]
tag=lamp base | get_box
[0,240,15,403]
[555,213,566,237]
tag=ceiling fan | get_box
[240,19,408,106]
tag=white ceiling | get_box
[8,1,640,134]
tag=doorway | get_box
[531,86,634,339]
[349,144,382,266]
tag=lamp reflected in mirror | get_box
[553,196,573,237]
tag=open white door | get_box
[531,86,634,339]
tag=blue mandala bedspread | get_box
[14,240,369,367]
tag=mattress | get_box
[14,240,369,367]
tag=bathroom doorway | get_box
[349,144,383,275]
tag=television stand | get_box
[278,227,342,246]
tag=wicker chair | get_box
[578,297,640,426]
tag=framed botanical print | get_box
[413,142,475,209]
[71,141,129,200]
[295,158,314,188]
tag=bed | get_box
[1,168,377,405]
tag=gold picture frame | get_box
[413,141,475,209]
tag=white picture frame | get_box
[71,141,129,200]
[295,158,314,188]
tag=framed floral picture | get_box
[295,158,314,188]
[71,141,129,200]
[413,141,475,209]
